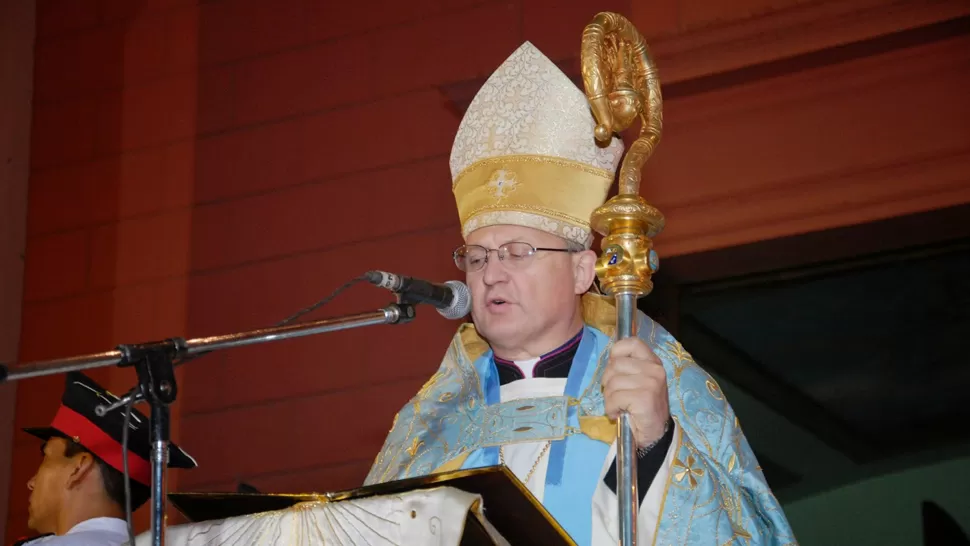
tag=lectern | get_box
[136,466,576,545]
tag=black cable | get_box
[122,391,137,545]
[172,275,367,368]
[275,275,367,326]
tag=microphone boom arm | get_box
[1,304,416,383]
[0,301,417,546]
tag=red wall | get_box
[6,0,969,541]
[0,0,36,541]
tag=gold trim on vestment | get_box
[578,415,616,444]
[433,452,472,474]
[650,422,682,546]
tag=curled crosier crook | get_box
[581,12,663,197]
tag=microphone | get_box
[364,271,471,320]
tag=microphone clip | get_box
[390,301,418,324]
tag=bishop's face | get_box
[461,225,595,359]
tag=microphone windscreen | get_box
[439,281,471,320]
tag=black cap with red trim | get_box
[23,372,197,486]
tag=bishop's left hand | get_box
[602,337,670,448]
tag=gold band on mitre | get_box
[453,155,614,248]
[448,42,624,247]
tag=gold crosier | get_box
[581,12,664,546]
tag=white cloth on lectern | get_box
[129,487,508,546]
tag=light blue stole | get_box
[460,326,612,546]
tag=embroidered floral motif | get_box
[673,454,705,489]
[486,169,519,201]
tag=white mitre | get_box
[449,41,624,249]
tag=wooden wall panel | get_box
[649,34,970,256]
[0,0,35,540]
[6,1,198,542]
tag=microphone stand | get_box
[0,302,417,546]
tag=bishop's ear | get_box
[572,249,599,294]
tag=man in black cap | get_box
[16,371,197,545]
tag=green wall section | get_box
[784,457,970,545]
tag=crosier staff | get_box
[580,12,665,546]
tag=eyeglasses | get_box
[452,242,575,272]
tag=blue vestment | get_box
[365,294,797,545]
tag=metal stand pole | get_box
[150,401,168,546]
